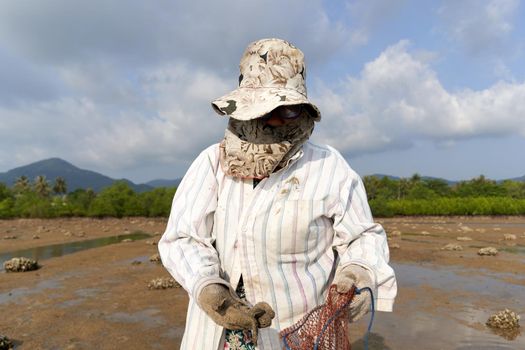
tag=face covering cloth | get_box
[219,112,314,179]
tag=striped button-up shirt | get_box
[158,141,397,350]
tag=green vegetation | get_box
[1,173,525,218]
[0,176,176,218]
[364,174,525,216]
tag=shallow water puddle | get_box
[0,278,62,304]
[352,311,521,349]
[394,262,525,298]
[0,232,151,265]
[400,232,441,237]
[105,308,166,329]
[348,262,525,349]
[400,237,436,244]
[120,255,151,265]
[500,245,525,255]
[0,270,82,304]
[56,287,104,309]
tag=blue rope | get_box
[355,286,375,350]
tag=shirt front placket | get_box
[231,177,268,301]
[232,149,305,302]
[228,178,254,292]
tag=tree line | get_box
[1,174,525,218]
[0,176,176,218]
[364,174,525,216]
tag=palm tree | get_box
[53,176,67,195]
[410,173,422,186]
[14,175,30,193]
[34,175,50,197]
[397,178,410,200]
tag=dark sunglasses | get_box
[263,105,304,121]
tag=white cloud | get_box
[0,64,230,175]
[0,0,353,178]
[0,47,63,104]
[438,0,519,55]
[312,40,525,156]
[0,0,350,69]
[1,0,523,181]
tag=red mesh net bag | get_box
[280,285,357,350]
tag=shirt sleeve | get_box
[158,147,229,299]
[328,156,397,312]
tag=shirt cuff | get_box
[193,276,231,302]
[339,261,396,312]
[376,297,394,312]
[339,260,377,286]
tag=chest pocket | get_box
[267,199,329,256]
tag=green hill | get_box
[0,158,152,193]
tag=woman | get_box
[159,38,397,350]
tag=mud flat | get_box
[1,216,524,349]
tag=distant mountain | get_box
[369,173,401,181]
[368,173,456,185]
[146,178,182,188]
[0,158,153,193]
[2,158,521,193]
[420,176,457,185]
[507,175,525,182]
[367,173,525,185]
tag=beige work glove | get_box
[332,264,374,322]
[198,283,275,345]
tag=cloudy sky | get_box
[1,0,524,183]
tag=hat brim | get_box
[211,87,321,122]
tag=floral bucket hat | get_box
[211,38,321,122]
